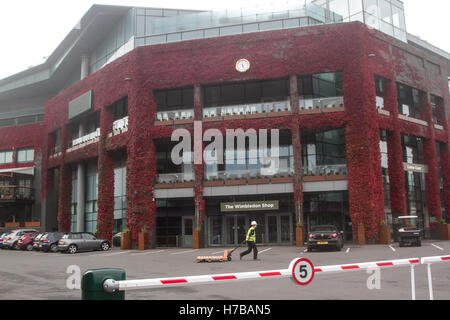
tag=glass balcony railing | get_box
[112,116,128,132]
[0,186,34,201]
[70,128,101,148]
[205,167,294,181]
[376,96,384,109]
[203,100,291,118]
[156,172,194,184]
[303,164,347,177]
[299,96,344,110]
[155,109,194,122]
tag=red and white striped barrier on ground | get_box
[103,256,432,293]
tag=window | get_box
[302,129,346,167]
[110,97,128,121]
[82,233,96,240]
[0,151,13,164]
[298,72,343,98]
[17,148,34,163]
[397,83,424,119]
[203,78,289,108]
[155,87,194,111]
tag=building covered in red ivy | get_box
[1,1,449,248]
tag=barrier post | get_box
[410,264,415,300]
[426,263,434,300]
[81,268,126,300]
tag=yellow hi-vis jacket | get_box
[246,226,256,243]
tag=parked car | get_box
[58,232,111,254]
[39,232,65,252]
[3,229,39,250]
[0,232,11,249]
[113,232,122,247]
[398,216,422,247]
[17,232,39,251]
[307,225,344,252]
[32,233,46,251]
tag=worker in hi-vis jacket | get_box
[240,221,258,260]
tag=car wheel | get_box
[26,244,33,251]
[336,244,341,251]
[50,244,58,253]
[307,247,312,252]
[101,242,110,251]
[13,242,20,250]
[68,244,78,254]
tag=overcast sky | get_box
[0,0,448,80]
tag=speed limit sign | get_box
[289,258,315,286]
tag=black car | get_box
[113,232,122,247]
[398,216,421,247]
[39,232,65,252]
[307,225,344,252]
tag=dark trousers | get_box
[240,241,258,259]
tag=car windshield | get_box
[41,234,48,239]
[311,225,336,232]
[62,234,69,239]
[399,217,418,229]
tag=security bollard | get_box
[81,268,126,300]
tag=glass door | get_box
[181,216,193,248]
[268,215,278,243]
[236,216,247,245]
[209,216,223,246]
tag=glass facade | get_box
[303,191,351,240]
[402,135,427,231]
[90,9,135,73]
[302,128,347,175]
[114,155,127,233]
[380,130,390,211]
[84,164,98,234]
[205,131,294,180]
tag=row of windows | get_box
[0,148,34,165]
[0,114,43,129]
[155,73,343,111]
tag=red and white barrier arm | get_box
[104,269,292,292]
[314,257,420,274]
[420,255,450,265]
[103,257,420,293]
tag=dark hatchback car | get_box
[307,225,344,252]
[39,232,65,252]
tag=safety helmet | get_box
[251,221,257,226]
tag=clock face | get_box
[236,59,250,73]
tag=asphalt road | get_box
[0,240,449,300]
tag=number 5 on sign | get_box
[289,258,315,286]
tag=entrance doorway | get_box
[181,216,193,247]
[222,213,293,246]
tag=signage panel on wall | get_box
[220,200,279,212]
[403,163,429,173]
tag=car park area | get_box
[0,239,449,300]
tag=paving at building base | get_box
[0,240,449,300]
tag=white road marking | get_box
[388,245,396,252]
[90,251,127,257]
[170,249,199,255]
[130,250,165,256]
[431,243,444,251]
[258,248,272,254]
[346,248,350,253]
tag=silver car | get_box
[3,229,38,250]
[57,232,111,254]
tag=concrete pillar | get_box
[76,123,86,232]
[81,54,90,80]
